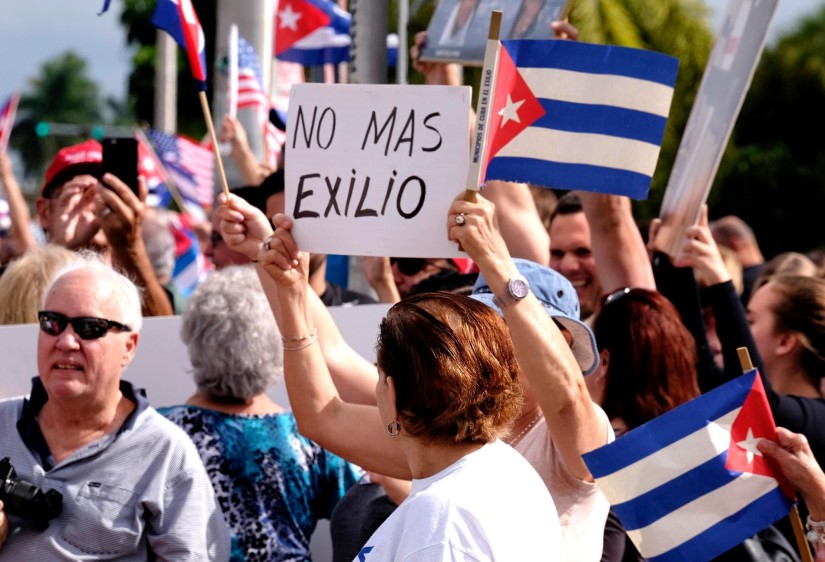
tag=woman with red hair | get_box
[591,288,701,436]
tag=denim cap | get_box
[469,258,600,375]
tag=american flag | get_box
[147,129,214,207]
[232,37,285,168]
[236,37,270,112]
[0,92,20,153]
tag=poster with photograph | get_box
[420,0,568,66]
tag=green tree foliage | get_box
[120,0,217,139]
[709,5,825,258]
[10,52,104,179]
[569,0,714,218]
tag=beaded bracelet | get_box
[806,516,825,547]
[282,328,319,351]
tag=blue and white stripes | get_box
[486,39,679,199]
[583,371,792,562]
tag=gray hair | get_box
[181,265,283,400]
[43,252,144,332]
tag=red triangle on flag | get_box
[726,373,795,499]
[274,0,331,55]
[483,44,546,176]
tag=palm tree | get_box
[11,51,104,180]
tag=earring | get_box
[386,420,401,438]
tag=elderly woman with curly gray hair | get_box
[159,265,361,562]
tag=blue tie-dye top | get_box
[158,405,362,562]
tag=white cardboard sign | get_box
[285,84,471,258]
[655,0,779,256]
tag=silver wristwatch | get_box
[493,276,530,308]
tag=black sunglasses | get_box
[390,258,429,276]
[602,287,632,307]
[390,258,454,277]
[38,311,132,340]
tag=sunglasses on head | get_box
[602,287,632,308]
[38,311,132,340]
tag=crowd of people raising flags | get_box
[1,8,825,562]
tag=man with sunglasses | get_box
[34,140,172,317]
[0,260,230,560]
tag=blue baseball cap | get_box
[470,258,600,375]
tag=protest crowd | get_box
[2,1,825,562]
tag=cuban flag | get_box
[583,370,794,562]
[152,0,208,90]
[0,92,20,153]
[274,0,398,68]
[275,0,351,66]
[169,212,209,297]
[484,40,679,200]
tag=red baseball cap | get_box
[41,140,103,198]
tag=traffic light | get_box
[90,126,105,140]
[35,122,50,137]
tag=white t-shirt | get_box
[514,404,614,562]
[354,440,563,561]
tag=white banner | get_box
[0,304,389,404]
[286,83,471,258]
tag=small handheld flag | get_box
[583,370,794,562]
[0,92,20,153]
[152,0,208,91]
[275,0,351,66]
[274,0,398,67]
[483,40,679,200]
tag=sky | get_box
[1,0,824,109]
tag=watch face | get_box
[510,278,530,299]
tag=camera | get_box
[0,457,63,530]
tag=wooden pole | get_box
[561,0,575,21]
[198,90,231,200]
[464,10,502,204]
[736,347,814,562]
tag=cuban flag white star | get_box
[736,428,765,465]
[279,4,302,31]
[498,94,526,127]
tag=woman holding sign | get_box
[254,215,561,558]
[217,189,611,561]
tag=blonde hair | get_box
[754,252,818,293]
[0,245,78,325]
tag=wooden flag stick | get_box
[561,0,575,21]
[198,90,231,200]
[464,10,502,203]
[736,347,814,562]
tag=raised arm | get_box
[220,114,270,185]
[449,193,608,480]
[258,215,410,478]
[0,153,37,255]
[216,193,378,405]
[579,192,655,294]
[483,181,551,264]
[99,175,173,316]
